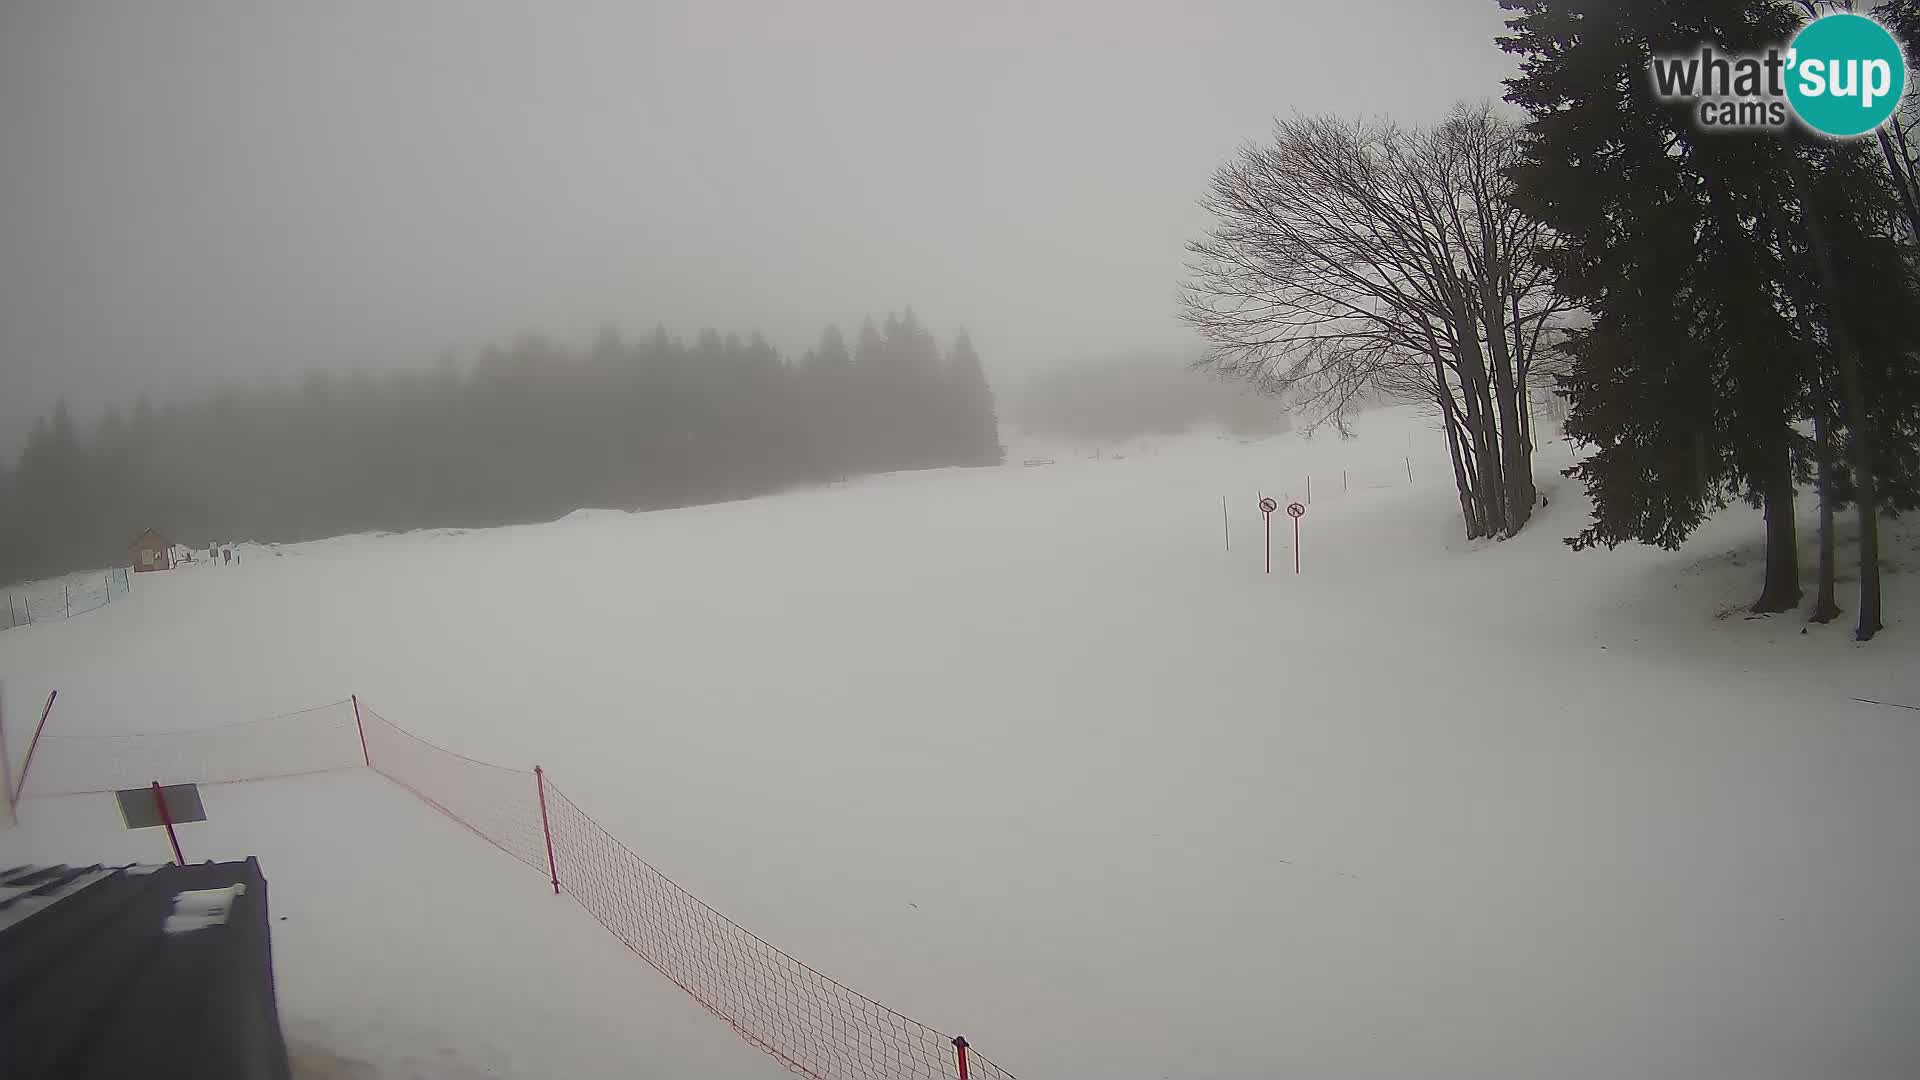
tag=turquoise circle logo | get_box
[1786,13,1906,138]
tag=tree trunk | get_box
[1437,365,1482,538]
[1752,434,1802,613]
[1450,285,1507,535]
[1792,157,1883,640]
[1761,196,1842,626]
[1481,284,1534,532]
[1810,407,1840,623]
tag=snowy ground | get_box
[3,405,1917,1079]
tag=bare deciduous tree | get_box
[1182,102,1572,539]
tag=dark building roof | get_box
[0,859,291,1080]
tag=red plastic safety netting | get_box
[13,696,1018,1079]
[356,703,549,876]
[17,699,362,797]
[538,777,1016,1080]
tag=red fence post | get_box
[952,1036,970,1080]
[0,699,12,826]
[151,781,186,866]
[12,690,58,809]
[351,694,371,768]
[535,766,560,895]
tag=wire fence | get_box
[4,567,132,631]
[12,696,1016,1080]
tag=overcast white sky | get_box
[0,0,1516,452]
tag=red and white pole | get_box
[952,1036,971,1080]
[151,781,186,866]
[535,766,560,895]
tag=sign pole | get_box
[1258,497,1278,574]
[151,781,186,866]
[1287,502,1307,574]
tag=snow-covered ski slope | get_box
[3,405,1916,1079]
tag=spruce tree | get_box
[945,329,1003,466]
[1502,0,1807,610]
[1504,0,1920,637]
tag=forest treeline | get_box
[1009,355,1290,443]
[0,310,1001,587]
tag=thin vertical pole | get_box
[1406,457,1413,483]
[1294,516,1302,574]
[1222,496,1230,552]
[535,766,560,895]
[351,695,371,768]
[1264,511,1271,574]
[64,586,70,619]
[151,782,186,866]
[0,699,13,826]
[1306,475,1312,504]
[952,1036,970,1080]
[13,690,57,809]
[1343,469,1349,493]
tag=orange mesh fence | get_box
[538,777,1015,1080]
[18,700,362,797]
[357,704,549,876]
[14,696,1019,1079]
